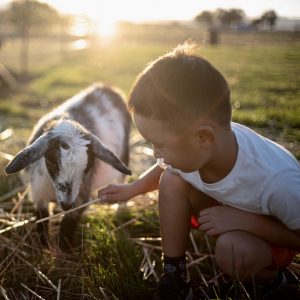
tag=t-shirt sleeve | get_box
[166,165,181,175]
[262,169,300,230]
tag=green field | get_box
[0,26,299,299]
[1,29,299,158]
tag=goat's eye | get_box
[61,143,70,150]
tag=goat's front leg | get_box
[36,202,49,246]
[58,207,86,251]
[58,195,88,251]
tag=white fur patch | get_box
[84,94,126,191]
[87,94,125,155]
[51,121,90,205]
[52,86,94,115]
[28,85,128,208]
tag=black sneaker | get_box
[260,270,288,299]
[155,272,193,300]
[262,270,287,299]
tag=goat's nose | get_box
[60,202,74,211]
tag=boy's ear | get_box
[194,125,215,148]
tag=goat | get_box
[5,84,131,250]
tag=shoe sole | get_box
[185,288,193,300]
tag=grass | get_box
[1,33,299,158]
[0,26,299,299]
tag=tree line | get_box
[0,0,90,77]
[195,8,278,31]
[0,0,75,38]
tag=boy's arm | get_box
[133,162,164,194]
[235,208,300,250]
[99,163,163,202]
[198,206,300,251]
[199,169,300,250]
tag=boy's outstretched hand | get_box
[198,206,247,236]
[98,183,137,204]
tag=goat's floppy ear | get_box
[88,134,131,176]
[5,132,52,174]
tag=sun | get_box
[96,18,117,38]
[41,0,120,38]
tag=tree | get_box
[195,11,214,26]
[195,10,220,45]
[9,0,61,36]
[215,8,245,27]
[6,0,62,75]
[195,8,245,29]
[251,18,263,29]
[261,10,278,31]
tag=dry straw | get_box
[1,130,299,298]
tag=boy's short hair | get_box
[128,42,231,131]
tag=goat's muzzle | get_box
[60,202,74,211]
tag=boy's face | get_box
[133,113,210,173]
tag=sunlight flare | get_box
[96,19,117,38]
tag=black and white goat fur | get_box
[5,84,131,250]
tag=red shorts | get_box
[271,245,298,267]
[190,216,298,267]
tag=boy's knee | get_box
[159,169,187,196]
[215,232,258,279]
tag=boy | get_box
[99,43,300,300]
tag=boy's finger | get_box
[98,186,111,194]
[198,221,212,232]
[206,228,218,236]
[101,193,123,204]
[198,215,210,223]
[199,208,210,216]
[98,190,105,198]
[100,196,114,204]
[98,186,118,197]
[99,194,107,201]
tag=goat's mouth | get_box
[60,201,75,211]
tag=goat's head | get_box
[5,121,131,211]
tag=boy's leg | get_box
[158,169,218,258]
[215,230,274,281]
[214,230,291,297]
[159,170,277,280]
[157,169,289,299]
[157,169,218,299]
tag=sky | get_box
[0,0,299,36]
[0,0,299,22]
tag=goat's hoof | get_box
[48,244,66,258]
[37,234,50,248]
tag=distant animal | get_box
[5,84,131,250]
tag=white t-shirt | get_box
[169,122,300,230]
